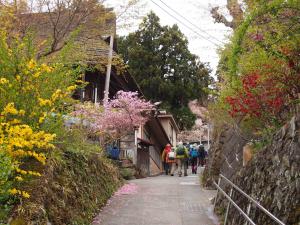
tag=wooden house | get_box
[121,111,179,177]
[22,5,179,177]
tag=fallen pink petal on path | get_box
[92,183,138,224]
[114,183,138,196]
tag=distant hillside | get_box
[178,100,209,142]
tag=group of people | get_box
[161,142,207,177]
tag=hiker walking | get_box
[169,147,177,176]
[190,144,199,174]
[198,144,206,167]
[176,142,189,177]
[161,144,176,175]
[187,144,193,169]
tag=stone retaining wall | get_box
[215,114,300,225]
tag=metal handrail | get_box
[214,181,256,225]
[220,174,285,225]
[214,174,285,225]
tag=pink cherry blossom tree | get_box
[73,91,155,141]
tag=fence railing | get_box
[213,174,285,225]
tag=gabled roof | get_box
[157,114,180,133]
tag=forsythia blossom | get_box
[0,78,9,85]
[9,188,30,198]
[3,103,18,115]
[67,85,77,92]
[0,38,78,200]
[38,98,52,107]
[27,59,36,70]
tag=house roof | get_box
[157,114,180,133]
[18,6,118,66]
[17,6,150,112]
[145,116,171,150]
[18,6,143,96]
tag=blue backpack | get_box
[190,148,198,158]
[107,146,120,160]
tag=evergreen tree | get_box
[118,12,212,130]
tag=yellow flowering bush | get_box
[0,32,80,200]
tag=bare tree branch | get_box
[210,6,234,29]
[210,0,244,29]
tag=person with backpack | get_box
[190,144,199,174]
[198,144,206,167]
[169,147,177,176]
[175,142,189,177]
[161,144,176,175]
[187,144,193,169]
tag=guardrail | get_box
[213,174,285,225]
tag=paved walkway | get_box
[93,170,219,225]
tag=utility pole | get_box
[94,83,98,104]
[199,129,202,144]
[80,73,85,103]
[103,35,114,104]
[207,124,210,150]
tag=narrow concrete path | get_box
[93,170,219,225]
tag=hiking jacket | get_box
[189,148,199,158]
[198,146,206,159]
[175,146,189,159]
[161,147,176,163]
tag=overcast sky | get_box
[106,0,233,75]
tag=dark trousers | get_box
[198,157,205,167]
[163,162,170,174]
[191,158,197,173]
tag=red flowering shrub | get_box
[226,49,300,125]
[214,1,300,137]
[226,73,283,117]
